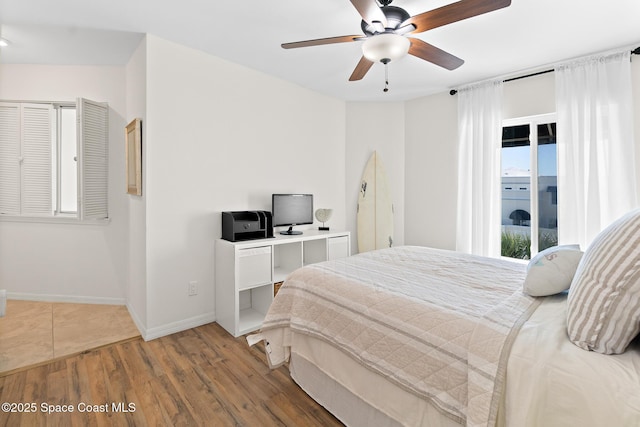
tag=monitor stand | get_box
[280,226,302,235]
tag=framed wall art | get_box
[125,118,142,196]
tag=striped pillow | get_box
[567,209,640,354]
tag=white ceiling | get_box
[0,0,639,102]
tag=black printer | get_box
[221,211,274,242]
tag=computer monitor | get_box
[271,194,313,235]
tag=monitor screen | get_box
[272,194,313,230]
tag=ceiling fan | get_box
[282,0,511,84]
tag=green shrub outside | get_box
[501,230,558,260]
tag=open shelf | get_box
[216,230,351,337]
[238,284,272,335]
[303,239,327,265]
[273,241,303,280]
[238,307,267,335]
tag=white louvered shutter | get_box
[21,104,53,215]
[77,98,108,220]
[0,103,21,215]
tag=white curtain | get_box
[555,50,637,249]
[456,80,503,257]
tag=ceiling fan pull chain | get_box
[383,61,389,92]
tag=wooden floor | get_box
[0,300,141,375]
[0,321,344,426]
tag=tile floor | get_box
[0,300,140,375]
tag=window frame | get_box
[501,112,557,258]
[0,98,109,224]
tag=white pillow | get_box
[523,245,583,296]
[567,208,640,354]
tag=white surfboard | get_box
[357,151,394,253]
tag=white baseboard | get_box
[142,312,216,341]
[7,292,126,305]
[125,303,146,338]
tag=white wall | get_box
[0,36,348,340]
[0,37,348,339]
[502,72,556,119]
[0,64,129,303]
[404,61,640,249]
[405,91,458,250]
[634,60,640,193]
[142,35,346,338]
[125,38,148,331]
[345,102,405,255]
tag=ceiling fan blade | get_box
[403,0,511,34]
[350,0,388,26]
[282,35,362,49]
[408,38,464,70]
[349,56,375,81]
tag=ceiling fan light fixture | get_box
[362,33,409,63]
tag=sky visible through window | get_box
[502,144,557,177]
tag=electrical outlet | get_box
[188,281,198,296]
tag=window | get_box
[0,98,108,221]
[57,105,78,213]
[501,113,557,259]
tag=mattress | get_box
[289,331,462,427]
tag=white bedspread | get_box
[260,246,540,427]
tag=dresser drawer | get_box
[238,246,272,290]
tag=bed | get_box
[250,212,640,427]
